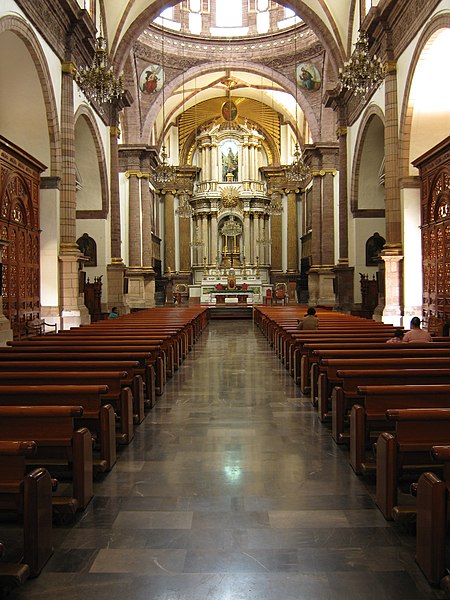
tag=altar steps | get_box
[207,305,253,319]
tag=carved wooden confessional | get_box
[413,136,450,329]
[0,136,45,338]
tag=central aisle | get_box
[14,320,444,600]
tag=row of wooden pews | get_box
[0,306,208,594]
[253,305,450,592]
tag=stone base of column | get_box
[308,267,336,307]
[107,262,126,313]
[125,267,156,310]
[40,305,62,332]
[332,265,354,312]
[59,254,90,329]
[381,254,403,326]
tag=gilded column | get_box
[163,191,175,274]
[286,189,298,272]
[270,192,283,273]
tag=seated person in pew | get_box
[108,306,119,319]
[402,317,432,343]
[297,307,319,330]
[386,329,404,343]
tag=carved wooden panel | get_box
[413,136,450,327]
[0,136,44,339]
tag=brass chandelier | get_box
[285,143,310,184]
[338,30,385,96]
[76,34,124,104]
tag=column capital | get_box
[62,62,77,77]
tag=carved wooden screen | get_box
[413,136,450,327]
[0,136,44,338]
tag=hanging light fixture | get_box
[221,216,242,237]
[338,30,385,96]
[152,17,176,186]
[285,32,310,185]
[76,14,123,104]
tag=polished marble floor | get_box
[4,320,447,599]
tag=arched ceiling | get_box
[105,0,358,68]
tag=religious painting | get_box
[221,99,238,121]
[140,65,165,95]
[296,63,321,91]
[221,140,239,182]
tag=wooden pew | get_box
[0,441,53,580]
[0,344,163,398]
[331,368,450,444]
[415,447,450,586]
[0,385,115,472]
[351,385,450,476]
[0,360,145,426]
[376,408,450,520]
[0,406,93,515]
[0,371,133,445]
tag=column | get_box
[243,211,251,265]
[127,171,142,267]
[107,118,126,312]
[381,53,403,324]
[211,211,218,265]
[59,61,89,329]
[163,191,175,274]
[286,189,298,272]
[270,193,283,274]
[178,210,191,273]
[201,213,209,264]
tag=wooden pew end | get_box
[0,562,30,591]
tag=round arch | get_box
[399,12,450,178]
[74,105,110,219]
[140,61,322,145]
[0,15,60,177]
[350,104,385,216]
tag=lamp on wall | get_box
[152,18,176,185]
[338,30,385,96]
[76,14,123,104]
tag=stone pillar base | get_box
[59,254,90,329]
[308,267,336,307]
[381,254,403,326]
[107,262,126,313]
[124,267,156,310]
[332,265,354,312]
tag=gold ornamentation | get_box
[219,186,242,211]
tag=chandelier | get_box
[176,192,193,218]
[221,216,242,237]
[265,193,283,216]
[152,146,176,185]
[338,30,385,96]
[285,144,310,184]
[76,35,123,104]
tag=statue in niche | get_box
[222,144,238,182]
[365,232,385,266]
[76,232,97,267]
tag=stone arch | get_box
[74,105,110,219]
[350,104,385,216]
[399,12,450,178]
[0,15,60,177]
[140,62,322,146]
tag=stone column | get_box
[381,55,403,324]
[178,211,191,273]
[141,169,156,307]
[201,213,209,264]
[211,210,218,265]
[243,211,251,264]
[126,170,142,268]
[59,61,89,329]
[107,120,126,312]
